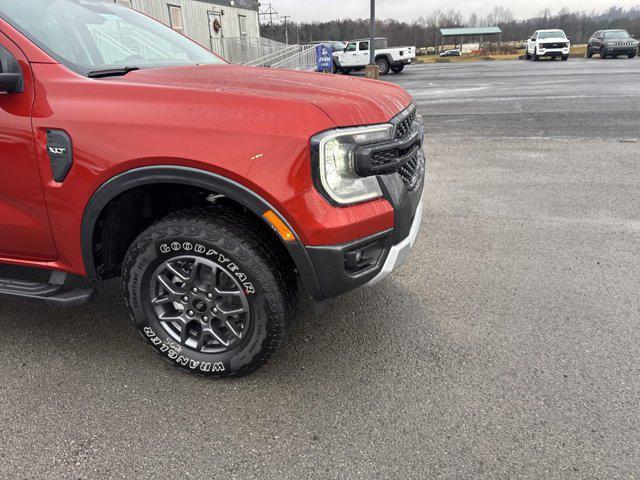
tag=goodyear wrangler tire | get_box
[122,208,293,377]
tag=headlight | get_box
[311,124,393,205]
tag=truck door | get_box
[341,42,358,67]
[358,41,370,65]
[0,32,58,260]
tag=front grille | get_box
[370,149,398,168]
[398,149,424,191]
[542,42,567,49]
[610,41,635,46]
[395,109,417,140]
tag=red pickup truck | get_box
[0,0,425,377]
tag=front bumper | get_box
[538,48,570,57]
[366,191,423,287]
[304,105,425,300]
[604,45,638,54]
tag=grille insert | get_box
[395,109,417,140]
[398,150,424,191]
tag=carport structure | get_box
[439,27,502,53]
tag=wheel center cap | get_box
[192,299,207,313]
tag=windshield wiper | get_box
[87,66,140,78]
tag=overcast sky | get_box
[263,0,640,22]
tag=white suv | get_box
[526,29,571,61]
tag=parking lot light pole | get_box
[365,0,379,79]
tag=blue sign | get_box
[316,44,334,72]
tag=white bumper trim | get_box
[366,193,424,287]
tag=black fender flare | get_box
[374,53,392,64]
[81,166,322,299]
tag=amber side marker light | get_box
[263,210,296,242]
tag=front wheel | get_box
[376,57,391,75]
[630,53,637,59]
[122,208,296,377]
[586,47,593,58]
[600,47,608,59]
[391,64,405,74]
[533,48,539,61]
[561,55,569,61]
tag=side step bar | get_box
[0,271,96,307]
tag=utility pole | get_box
[259,3,278,28]
[282,15,291,45]
[365,0,378,78]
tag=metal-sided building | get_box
[112,0,260,52]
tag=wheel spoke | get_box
[158,312,185,324]
[157,274,186,296]
[218,306,246,317]
[205,326,229,348]
[151,293,173,306]
[166,262,190,282]
[215,287,243,297]
[225,320,243,339]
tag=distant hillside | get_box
[261,6,640,46]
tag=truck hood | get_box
[538,37,569,43]
[116,64,413,127]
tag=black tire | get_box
[561,55,569,61]
[533,48,539,61]
[391,64,405,74]
[122,207,297,378]
[630,53,637,59]
[601,47,607,59]
[586,47,593,58]
[376,57,390,75]
[525,51,531,60]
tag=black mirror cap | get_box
[0,72,23,94]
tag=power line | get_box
[259,3,278,27]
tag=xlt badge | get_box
[46,129,73,182]
[48,146,67,155]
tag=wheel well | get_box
[90,183,295,280]
[375,54,391,63]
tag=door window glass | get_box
[168,5,183,34]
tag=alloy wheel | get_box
[149,256,250,354]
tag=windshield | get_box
[538,31,566,39]
[0,0,225,76]
[604,30,631,39]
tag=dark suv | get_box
[587,30,638,59]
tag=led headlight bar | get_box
[311,124,394,206]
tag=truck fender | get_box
[80,166,323,298]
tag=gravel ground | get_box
[1,58,640,479]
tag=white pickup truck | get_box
[332,37,416,75]
[525,29,571,61]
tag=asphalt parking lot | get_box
[2,58,640,479]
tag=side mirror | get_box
[0,73,22,94]
[531,37,536,41]
[567,37,571,41]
